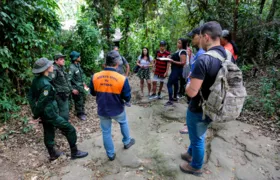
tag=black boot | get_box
[47,147,63,161]
[71,145,88,159]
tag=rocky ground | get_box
[0,75,279,180]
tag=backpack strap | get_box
[204,50,226,62]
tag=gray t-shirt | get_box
[116,56,128,75]
[137,55,153,68]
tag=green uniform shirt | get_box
[50,64,72,94]
[27,75,58,120]
[69,63,85,92]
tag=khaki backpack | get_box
[201,50,247,122]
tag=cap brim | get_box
[187,32,194,37]
[32,60,54,74]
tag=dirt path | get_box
[49,76,280,180]
[0,75,279,180]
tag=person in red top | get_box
[221,30,238,61]
[149,41,171,99]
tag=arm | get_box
[121,78,131,102]
[27,86,38,119]
[68,67,79,95]
[136,59,142,67]
[125,63,130,77]
[89,75,96,96]
[122,57,130,77]
[171,54,186,66]
[34,85,53,117]
[185,57,206,97]
[164,62,171,77]
[186,78,203,97]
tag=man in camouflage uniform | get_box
[51,53,79,121]
[69,51,87,121]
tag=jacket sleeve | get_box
[27,86,38,118]
[120,78,131,102]
[49,69,57,81]
[69,65,79,90]
[35,85,53,117]
[89,75,96,96]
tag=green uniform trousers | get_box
[56,96,70,121]
[42,116,77,149]
[72,93,86,115]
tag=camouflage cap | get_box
[32,58,54,74]
[54,53,66,60]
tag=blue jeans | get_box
[99,111,131,158]
[186,109,210,169]
[167,68,182,100]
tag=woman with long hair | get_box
[165,38,187,106]
[136,47,153,97]
[221,30,238,61]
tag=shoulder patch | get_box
[43,90,49,96]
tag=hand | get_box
[124,102,131,107]
[187,47,192,57]
[72,89,79,95]
[164,72,168,77]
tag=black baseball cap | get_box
[160,40,167,46]
[187,27,201,37]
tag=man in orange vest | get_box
[89,50,135,161]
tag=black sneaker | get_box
[177,94,183,99]
[157,93,162,99]
[124,138,135,149]
[171,97,178,102]
[108,153,116,161]
[164,101,173,106]
[149,94,157,100]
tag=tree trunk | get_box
[259,0,266,14]
[233,0,239,41]
[266,0,278,22]
[124,17,130,59]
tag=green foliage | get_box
[61,8,103,75]
[0,130,15,141]
[240,64,254,72]
[0,0,61,122]
[0,0,102,124]
[244,67,280,119]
